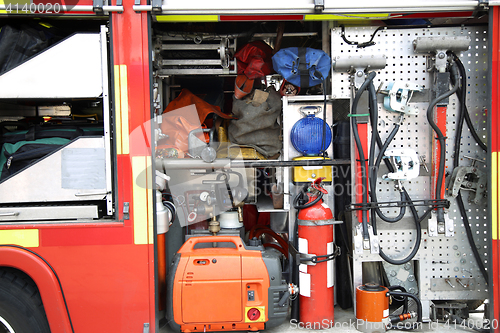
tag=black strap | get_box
[298,47,309,88]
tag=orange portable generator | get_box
[166,236,289,332]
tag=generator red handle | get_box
[179,236,245,253]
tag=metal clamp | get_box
[381,81,423,115]
[289,242,340,266]
[448,157,487,205]
[382,149,420,181]
[354,224,379,254]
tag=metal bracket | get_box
[382,81,423,115]
[428,211,454,237]
[382,149,420,181]
[151,0,162,12]
[354,224,379,254]
[368,225,379,253]
[353,68,367,90]
[428,211,438,237]
[123,202,130,220]
[448,165,487,205]
[444,212,454,237]
[289,242,340,265]
[93,0,104,14]
[314,0,324,12]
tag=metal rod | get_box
[134,1,479,13]
[229,159,350,168]
[156,158,350,170]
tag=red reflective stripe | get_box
[220,14,304,21]
[355,122,369,225]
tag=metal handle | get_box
[0,212,20,217]
[178,236,245,253]
[75,191,109,197]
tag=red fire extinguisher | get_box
[293,178,336,328]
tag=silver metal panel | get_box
[0,137,108,203]
[61,148,106,189]
[333,26,489,317]
[0,33,103,99]
[0,205,98,221]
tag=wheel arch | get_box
[0,246,73,333]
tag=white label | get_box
[327,242,334,288]
[396,269,410,282]
[321,203,330,210]
[298,238,308,274]
[299,272,311,297]
[383,308,389,318]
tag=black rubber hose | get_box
[452,53,487,152]
[371,122,406,222]
[388,291,422,323]
[375,188,422,265]
[449,54,489,285]
[426,62,460,223]
[351,71,377,239]
[457,193,489,284]
[367,79,406,223]
[293,183,324,210]
[388,286,409,314]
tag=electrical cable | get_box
[340,25,383,48]
[0,244,75,333]
[449,54,489,285]
[351,71,377,240]
[452,53,487,152]
[368,79,406,223]
[426,62,460,223]
[364,76,421,264]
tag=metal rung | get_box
[161,44,221,51]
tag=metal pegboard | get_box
[332,26,489,314]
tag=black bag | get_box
[0,138,70,181]
[0,124,103,181]
[0,25,50,74]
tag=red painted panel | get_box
[40,225,133,247]
[35,244,151,333]
[220,14,304,21]
[111,0,155,331]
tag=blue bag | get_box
[272,47,331,88]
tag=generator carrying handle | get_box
[179,236,245,253]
